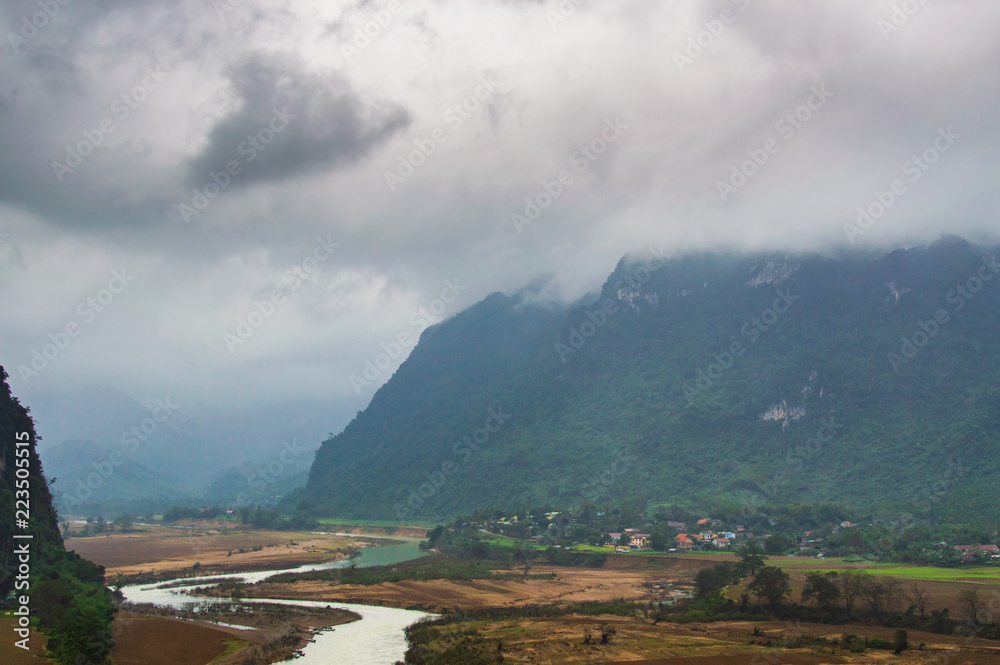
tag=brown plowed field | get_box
[110,617,234,665]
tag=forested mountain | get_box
[298,237,1000,522]
[0,367,116,663]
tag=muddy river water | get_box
[122,537,433,664]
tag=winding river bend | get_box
[122,537,433,665]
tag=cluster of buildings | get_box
[606,519,745,551]
[673,518,742,550]
[674,530,736,550]
[955,544,1000,561]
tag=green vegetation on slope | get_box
[300,238,1000,523]
[0,367,117,664]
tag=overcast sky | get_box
[1,0,998,428]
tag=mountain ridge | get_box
[297,237,1000,522]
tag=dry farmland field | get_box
[64,525,359,579]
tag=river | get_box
[122,537,434,665]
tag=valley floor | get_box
[34,525,1000,665]
[432,615,1000,664]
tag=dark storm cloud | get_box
[185,53,410,188]
[1,0,999,424]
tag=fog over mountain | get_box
[1,1,998,462]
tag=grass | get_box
[264,558,557,585]
[853,565,1000,581]
[207,639,248,664]
[316,517,440,528]
[761,557,1000,581]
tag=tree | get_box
[859,573,885,618]
[695,563,736,599]
[958,588,980,621]
[883,577,903,614]
[113,514,133,531]
[837,569,864,616]
[907,583,931,619]
[32,579,73,629]
[650,522,678,551]
[736,539,768,575]
[801,571,839,611]
[764,534,792,555]
[893,629,909,654]
[748,566,791,609]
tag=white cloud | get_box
[0,0,998,429]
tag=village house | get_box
[630,533,651,549]
[955,544,1000,560]
[675,533,695,550]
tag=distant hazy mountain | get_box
[43,439,191,517]
[298,237,1000,521]
[28,384,344,516]
[204,439,318,507]
[30,385,221,493]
